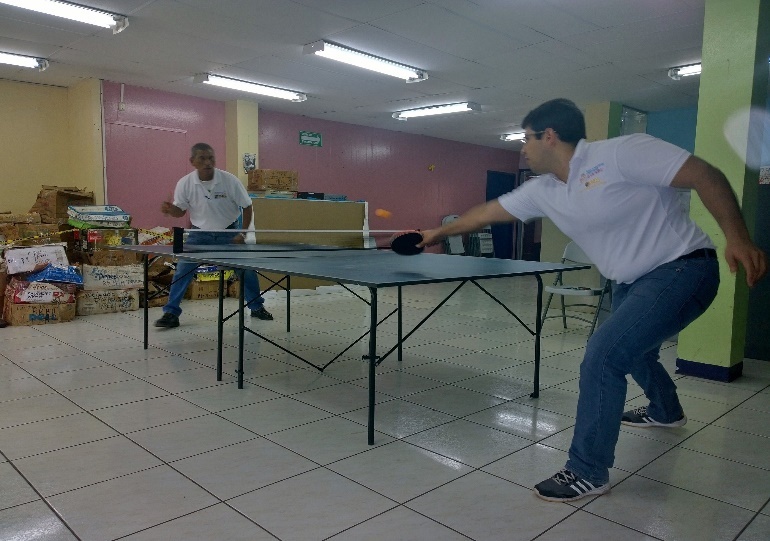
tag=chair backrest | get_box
[562,241,593,265]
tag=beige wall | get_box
[1,80,70,213]
[67,79,105,204]
[0,79,104,214]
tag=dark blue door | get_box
[486,170,516,259]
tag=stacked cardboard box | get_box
[0,212,60,246]
[247,169,299,192]
[2,245,77,326]
[77,263,142,316]
[28,186,95,225]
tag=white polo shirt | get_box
[173,168,252,230]
[498,134,714,284]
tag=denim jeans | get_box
[564,255,720,485]
[162,229,265,317]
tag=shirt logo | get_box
[580,163,605,190]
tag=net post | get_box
[173,227,184,253]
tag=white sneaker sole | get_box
[621,414,687,428]
[534,483,610,502]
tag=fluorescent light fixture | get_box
[500,131,525,142]
[667,63,701,80]
[195,73,307,102]
[0,51,48,71]
[0,0,128,33]
[304,40,427,83]
[392,102,480,120]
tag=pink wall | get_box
[101,82,519,237]
[102,81,226,230]
[258,111,519,236]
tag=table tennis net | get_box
[174,228,399,253]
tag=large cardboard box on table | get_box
[76,289,139,315]
[247,169,299,192]
[81,264,143,290]
[251,198,366,290]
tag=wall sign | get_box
[299,131,322,147]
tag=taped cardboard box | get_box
[76,289,139,315]
[247,169,299,191]
[16,224,62,246]
[28,186,95,224]
[73,228,137,252]
[4,244,68,275]
[81,264,143,290]
[4,302,76,326]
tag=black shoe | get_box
[621,406,687,428]
[250,307,273,320]
[534,469,610,502]
[154,313,179,328]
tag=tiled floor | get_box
[1,277,769,541]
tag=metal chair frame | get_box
[541,241,611,336]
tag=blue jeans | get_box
[162,230,265,317]
[564,256,719,485]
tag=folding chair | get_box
[541,241,611,336]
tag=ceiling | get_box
[0,0,705,149]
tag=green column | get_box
[676,0,769,380]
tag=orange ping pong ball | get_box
[375,208,392,218]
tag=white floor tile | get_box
[0,285,766,540]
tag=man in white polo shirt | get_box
[155,142,273,328]
[419,99,766,502]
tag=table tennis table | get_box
[121,242,588,444]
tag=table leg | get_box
[216,270,224,381]
[238,270,245,389]
[368,287,377,445]
[142,254,149,349]
[397,286,403,362]
[531,274,543,398]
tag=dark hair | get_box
[521,99,586,145]
[190,142,214,159]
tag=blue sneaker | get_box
[534,469,610,502]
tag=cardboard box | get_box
[85,250,140,267]
[6,278,77,304]
[0,212,41,224]
[29,186,95,224]
[73,228,137,252]
[0,270,6,320]
[16,224,62,246]
[76,289,139,316]
[0,223,19,244]
[4,302,76,326]
[4,244,68,275]
[185,280,220,300]
[67,205,131,224]
[247,169,299,191]
[81,264,143,290]
[139,281,169,308]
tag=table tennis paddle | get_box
[390,230,424,255]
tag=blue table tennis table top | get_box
[121,244,588,288]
